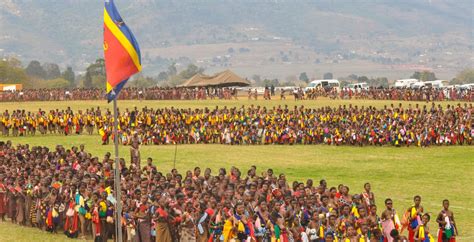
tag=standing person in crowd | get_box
[436,199,457,242]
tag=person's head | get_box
[346,225,356,237]
[194,167,201,177]
[364,182,371,191]
[235,201,245,215]
[141,194,148,204]
[385,198,393,209]
[319,179,327,188]
[414,195,421,206]
[390,229,399,239]
[422,213,430,224]
[361,222,369,235]
[342,204,350,216]
[267,169,273,177]
[370,204,377,215]
[443,199,449,210]
[328,214,336,225]
[325,232,334,242]
[359,206,367,218]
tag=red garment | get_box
[408,226,415,242]
[92,208,101,235]
[0,183,5,215]
[438,229,456,242]
[157,207,168,218]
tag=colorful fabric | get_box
[103,0,141,102]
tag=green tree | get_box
[299,72,309,83]
[25,60,47,79]
[451,68,474,85]
[84,59,105,88]
[62,66,75,87]
[262,79,280,87]
[323,72,333,79]
[83,72,93,88]
[167,63,177,76]
[0,58,28,85]
[157,71,169,81]
[252,74,261,83]
[411,71,436,81]
[179,64,204,79]
[367,77,389,88]
[130,73,157,87]
[43,63,61,80]
[348,74,358,80]
[358,76,369,83]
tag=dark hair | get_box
[390,229,399,238]
[385,198,392,204]
[414,195,421,200]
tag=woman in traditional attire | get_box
[7,185,17,223]
[135,194,152,242]
[155,198,172,242]
[15,186,26,225]
[0,177,6,221]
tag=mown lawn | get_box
[0,98,470,111]
[0,99,473,241]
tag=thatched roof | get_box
[180,70,250,87]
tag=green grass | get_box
[0,98,471,112]
[1,99,473,241]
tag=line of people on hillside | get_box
[0,86,472,102]
[302,87,473,102]
[0,141,459,241]
[1,103,473,147]
[0,87,239,102]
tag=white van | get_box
[410,81,425,89]
[394,79,418,88]
[346,82,369,91]
[305,79,340,92]
[460,83,474,90]
[424,80,449,89]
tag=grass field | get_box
[0,98,471,111]
[1,99,473,242]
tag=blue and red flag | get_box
[103,0,141,102]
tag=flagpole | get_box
[113,97,123,242]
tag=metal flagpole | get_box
[113,97,123,242]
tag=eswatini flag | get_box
[103,0,141,102]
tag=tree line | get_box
[0,57,205,89]
[0,57,473,89]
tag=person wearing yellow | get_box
[414,214,434,242]
[407,195,424,242]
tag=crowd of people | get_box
[0,86,472,102]
[0,141,459,242]
[335,87,473,102]
[1,103,473,147]
[0,87,239,102]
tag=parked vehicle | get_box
[305,79,340,92]
[346,82,369,91]
[424,80,449,89]
[393,79,418,88]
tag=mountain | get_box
[0,0,472,79]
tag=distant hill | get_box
[0,0,472,79]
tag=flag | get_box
[103,0,141,102]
